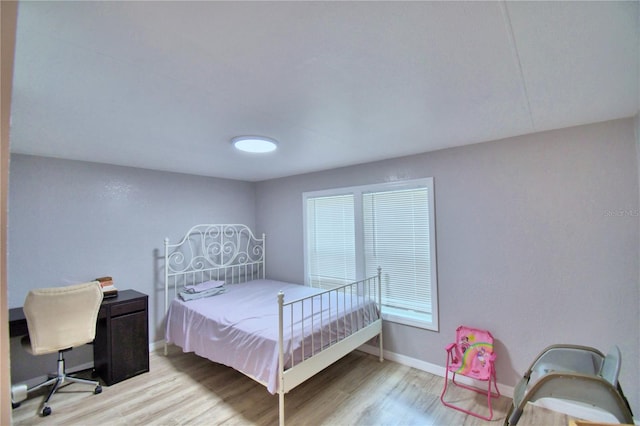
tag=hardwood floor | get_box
[11,347,569,425]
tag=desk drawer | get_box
[94,290,149,386]
[110,299,146,317]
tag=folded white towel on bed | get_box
[179,286,226,301]
[184,280,225,293]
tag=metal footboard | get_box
[277,268,383,426]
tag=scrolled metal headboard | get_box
[164,224,266,317]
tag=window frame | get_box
[302,178,439,331]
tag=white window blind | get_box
[305,194,356,288]
[363,188,432,315]
[303,178,438,330]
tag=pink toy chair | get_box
[440,325,500,420]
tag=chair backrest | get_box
[599,345,621,387]
[23,281,103,355]
[454,325,495,375]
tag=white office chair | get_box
[14,281,104,416]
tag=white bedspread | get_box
[165,279,378,394]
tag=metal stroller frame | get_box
[505,344,634,425]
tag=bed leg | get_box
[279,391,285,426]
[378,332,384,362]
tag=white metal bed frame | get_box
[163,224,383,426]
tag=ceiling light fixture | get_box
[231,136,278,153]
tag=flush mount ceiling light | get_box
[231,136,278,153]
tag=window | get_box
[305,194,356,288]
[303,178,438,331]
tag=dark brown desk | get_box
[8,307,28,338]
[9,289,149,386]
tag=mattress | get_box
[165,279,379,393]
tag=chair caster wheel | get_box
[42,406,52,416]
[94,385,102,394]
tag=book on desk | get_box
[95,276,118,298]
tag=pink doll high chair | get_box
[440,325,500,420]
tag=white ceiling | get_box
[9,1,640,182]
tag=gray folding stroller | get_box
[505,344,633,425]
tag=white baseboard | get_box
[357,343,633,424]
[150,340,164,352]
[357,343,513,397]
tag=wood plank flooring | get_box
[11,347,569,425]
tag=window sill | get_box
[381,310,439,332]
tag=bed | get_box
[163,224,383,426]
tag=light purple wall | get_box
[256,118,640,413]
[636,113,640,406]
[8,154,256,342]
